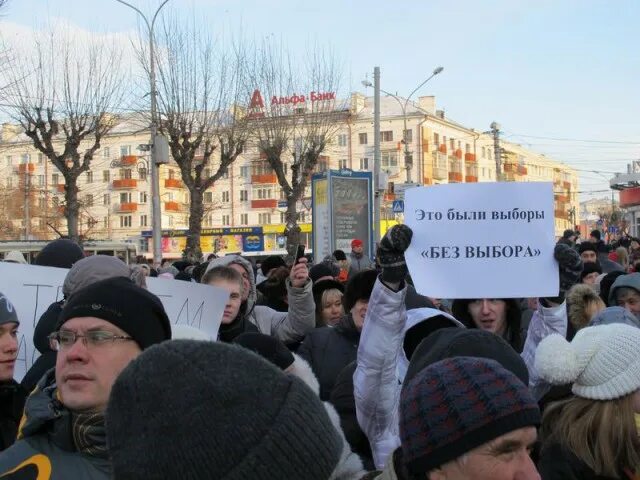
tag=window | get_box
[258,213,271,224]
[222,214,230,225]
[5,156,12,166]
[103,217,109,229]
[168,216,174,227]
[103,147,110,158]
[120,192,132,203]
[52,173,59,185]
[240,166,250,178]
[488,148,493,160]
[204,192,213,203]
[21,154,31,164]
[240,190,248,201]
[203,168,211,179]
[240,213,248,225]
[279,189,287,200]
[222,191,230,203]
[121,169,132,180]
[465,143,471,154]
[139,192,148,204]
[433,133,440,146]
[381,151,398,168]
[482,147,486,158]
[39,218,46,230]
[139,168,147,181]
[223,170,229,180]
[359,133,368,145]
[120,145,131,156]
[140,215,148,227]
[103,170,110,182]
[103,194,111,206]
[38,197,46,209]
[317,160,327,172]
[360,158,369,170]
[38,175,45,187]
[297,212,306,222]
[52,197,59,207]
[381,131,393,142]
[403,129,413,143]
[120,216,132,228]
[280,212,287,223]
[450,138,455,150]
[203,214,213,227]
[338,134,348,147]
[37,154,44,165]
[86,171,93,183]
[84,194,94,207]
[338,159,348,170]
[168,169,175,179]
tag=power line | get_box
[504,132,640,145]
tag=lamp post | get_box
[363,66,443,184]
[115,0,169,266]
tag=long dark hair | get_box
[451,298,523,352]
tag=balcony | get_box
[164,201,182,212]
[251,174,278,184]
[562,181,572,190]
[251,199,277,209]
[117,202,138,213]
[555,209,568,219]
[113,179,137,189]
[503,163,517,173]
[453,149,463,159]
[165,178,183,189]
[464,153,476,163]
[555,194,569,203]
[432,151,448,180]
[56,184,65,193]
[17,163,35,174]
[437,144,447,154]
[121,155,138,166]
[448,172,463,183]
[620,187,640,208]
[465,176,478,183]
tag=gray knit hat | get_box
[107,340,342,480]
[0,293,18,326]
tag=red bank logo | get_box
[247,89,336,118]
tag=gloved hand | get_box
[548,242,583,303]
[377,224,413,284]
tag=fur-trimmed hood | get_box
[566,283,605,330]
[205,255,257,315]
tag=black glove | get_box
[377,225,413,284]
[547,243,583,303]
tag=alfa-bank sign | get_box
[248,89,336,118]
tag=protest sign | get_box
[0,262,228,381]
[404,182,558,299]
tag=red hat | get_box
[351,239,363,248]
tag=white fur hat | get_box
[535,323,640,400]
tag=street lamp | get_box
[115,0,169,266]
[362,66,443,184]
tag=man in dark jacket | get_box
[0,277,171,479]
[0,293,25,452]
[298,269,378,400]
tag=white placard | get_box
[0,263,228,381]
[405,182,558,299]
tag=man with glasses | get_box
[0,276,171,479]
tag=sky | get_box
[1,0,639,201]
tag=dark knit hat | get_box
[562,229,576,240]
[0,293,18,326]
[400,357,540,474]
[332,249,347,262]
[260,255,286,276]
[599,270,626,305]
[35,239,84,268]
[309,262,338,283]
[403,328,529,390]
[580,261,602,281]
[57,277,171,350]
[343,269,378,313]
[590,229,601,241]
[107,340,342,480]
[233,333,294,370]
[579,242,598,255]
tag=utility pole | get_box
[373,66,381,247]
[23,167,30,240]
[116,0,169,266]
[490,121,501,181]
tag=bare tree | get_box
[1,29,125,242]
[245,41,347,258]
[137,18,250,261]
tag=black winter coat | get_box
[538,442,626,480]
[297,314,360,401]
[0,380,26,452]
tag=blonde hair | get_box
[617,246,629,270]
[541,394,640,477]
[316,288,343,327]
[566,284,606,330]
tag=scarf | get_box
[71,412,109,459]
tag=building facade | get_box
[0,92,579,257]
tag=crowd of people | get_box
[0,228,638,479]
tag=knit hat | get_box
[343,269,378,313]
[260,255,286,277]
[562,229,576,240]
[589,306,640,329]
[0,293,18,326]
[535,323,640,400]
[590,229,601,241]
[351,239,363,248]
[580,261,602,282]
[309,263,338,283]
[233,332,295,370]
[57,277,171,350]
[599,270,626,305]
[608,272,640,305]
[62,255,131,298]
[578,242,598,256]
[332,249,347,262]
[107,340,342,480]
[400,357,540,474]
[403,328,529,390]
[3,251,27,264]
[34,238,84,268]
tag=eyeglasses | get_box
[48,330,133,351]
